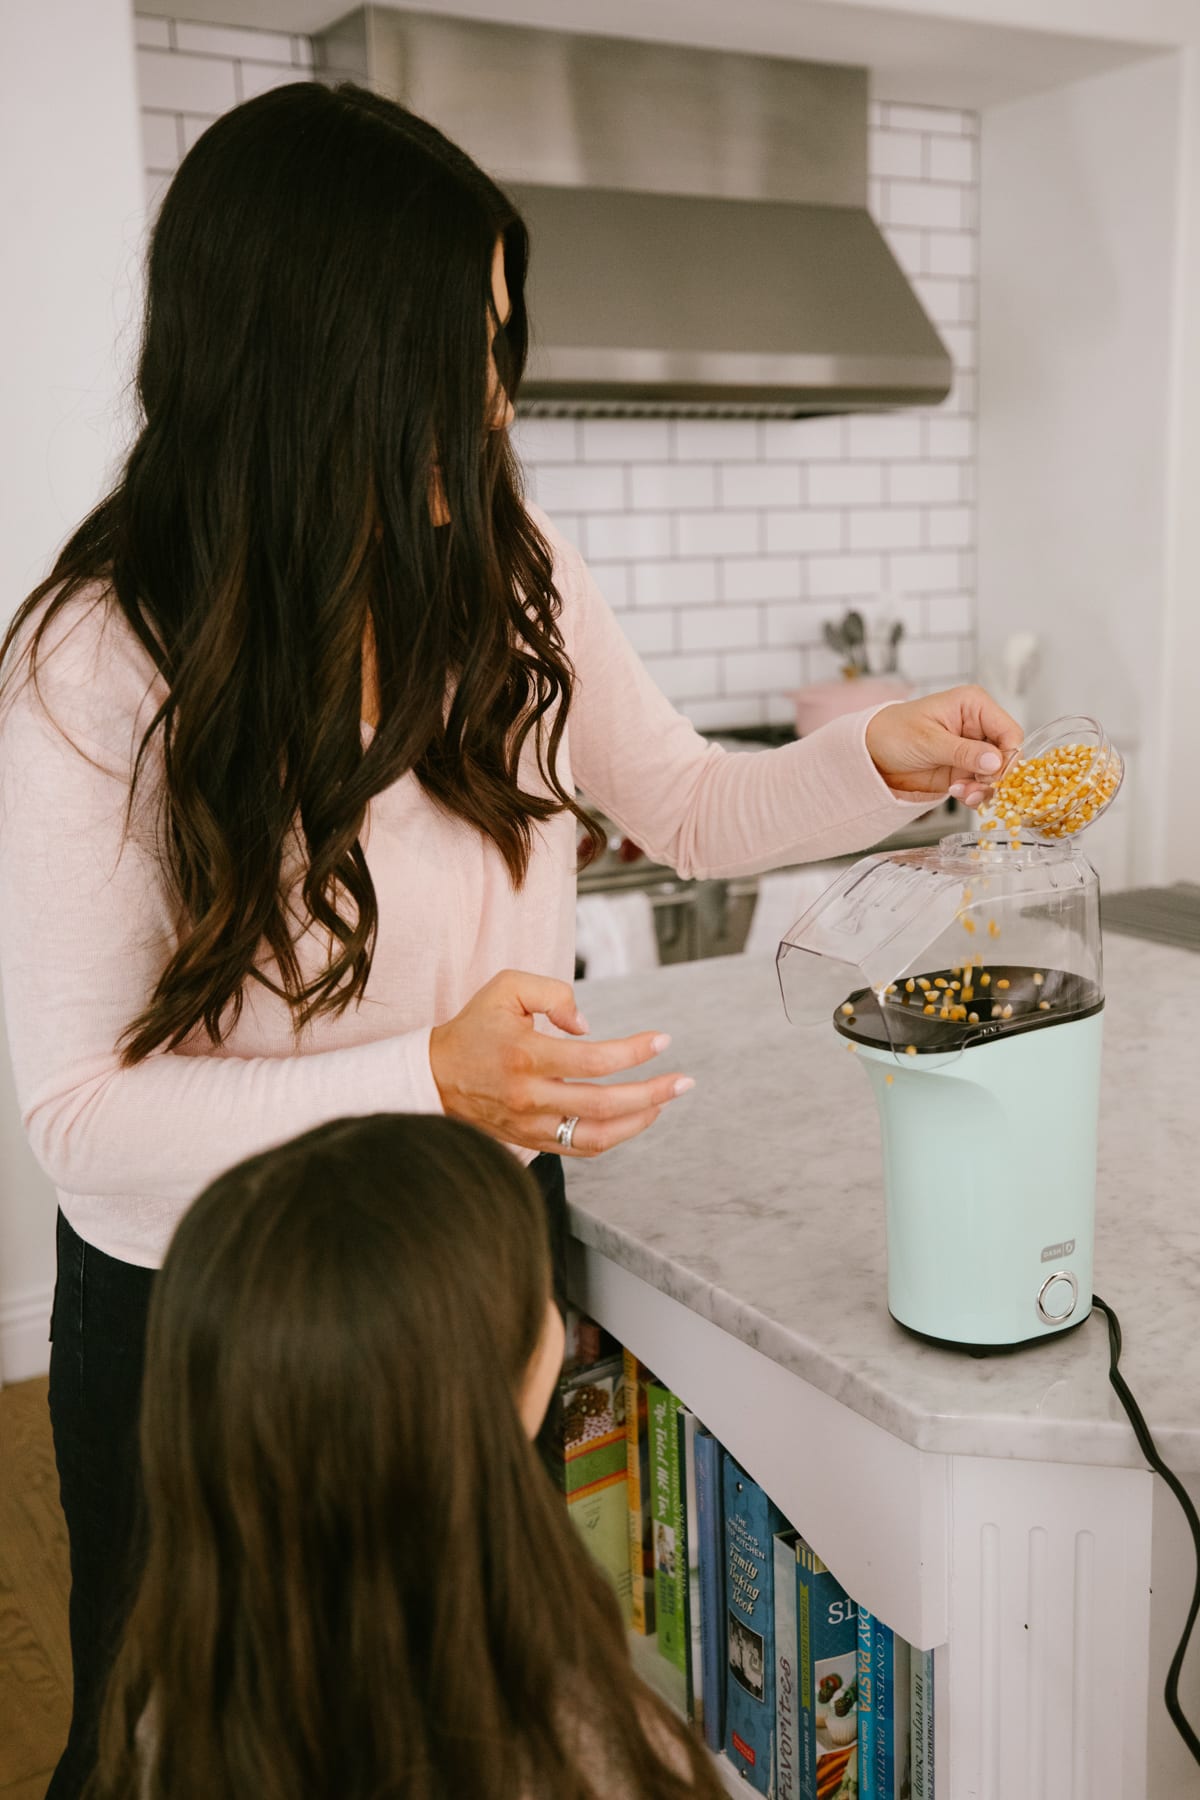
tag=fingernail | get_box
[672,1076,695,1097]
[574,1011,590,1034]
[949,782,966,798]
[651,1033,671,1054]
[978,750,1002,774]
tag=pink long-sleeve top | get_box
[0,509,932,1267]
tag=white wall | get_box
[0,0,145,1382]
[977,52,1185,885]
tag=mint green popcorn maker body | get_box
[777,831,1106,1352]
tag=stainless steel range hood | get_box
[315,9,953,416]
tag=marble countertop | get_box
[568,933,1200,1471]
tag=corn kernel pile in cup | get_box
[983,742,1122,840]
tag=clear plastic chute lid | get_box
[777,833,1104,1064]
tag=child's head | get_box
[96,1115,718,1800]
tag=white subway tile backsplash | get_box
[927,506,974,549]
[848,508,924,551]
[722,648,804,696]
[630,464,716,510]
[926,230,976,279]
[764,602,823,647]
[928,135,976,186]
[808,555,884,598]
[808,463,883,507]
[137,45,237,113]
[133,24,979,724]
[618,609,676,656]
[844,413,923,460]
[135,15,170,48]
[888,550,962,594]
[673,418,759,460]
[888,462,962,505]
[181,114,217,152]
[925,593,974,635]
[534,463,625,513]
[718,463,803,508]
[581,418,670,462]
[676,512,760,557]
[174,21,295,62]
[914,275,968,327]
[641,653,721,703]
[925,415,974,459]
[723,557,804,603]
[870,130,923,180]
[679,607,763,653]
[512,418,579,463]
[764,510,843,555]
[239,62,305,101]
[583,513,672,561]
[142,111,180,172]
[587,563,631,609]
[881,226,925,273]
[883,181,965,232]
[633,559,719,609]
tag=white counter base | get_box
[576,1241,1156,1800]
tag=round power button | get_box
[1037,1270,1078,1325]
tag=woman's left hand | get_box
[865,685,1023,807]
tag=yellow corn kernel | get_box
[934,978,948,989]
[1038,1000,1051,1011]
[905,979,916,993]
[885,1073,895,1086]
[988,919,1001,939]
[905,1044,918,1057]
[841,1003,855,1015]
[968,1012,980,1024]
[924,1003,936,1015]
[847,1042,857,1052]
[996,979,1010,991]
[1033,972,1044,987]
[980,973,991,987]
[1002,1003,1014,1019]
[982,819,998,830]
[962,986,974,1002]
[962,916,977,934]
[917,977,931,990]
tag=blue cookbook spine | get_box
[795,1537,859,1800]
[723,1456,786,1796]
[857,1608,876,1800]
[910,1648,935,1800]
[773,1530,800,1800]
[868,1615,911,1800]
[694,1428,726,1753]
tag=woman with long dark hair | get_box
[0,81,1016,1795]
[92,1112,728,1800]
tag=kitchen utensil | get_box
[841,609,867,675]
[777,755,1111,1348]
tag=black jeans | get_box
[44,1153,569,1800]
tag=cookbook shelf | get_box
[627,1630,745,1797]
[571,1237,1152,1800]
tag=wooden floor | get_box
[0,1378,70,1798]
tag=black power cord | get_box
[1092,1293,1200,1765]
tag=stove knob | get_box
[1037,1270,1078,1325]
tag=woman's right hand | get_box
[428,969,693,1158]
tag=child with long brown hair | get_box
[88,1112,724,1800]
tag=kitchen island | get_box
[568,933,1200,1800]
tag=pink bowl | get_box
[788,676,913,737]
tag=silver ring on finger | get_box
[555,1114,580,1150]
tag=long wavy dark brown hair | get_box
[0,81,598,1064]
[87,1114,722,1800]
